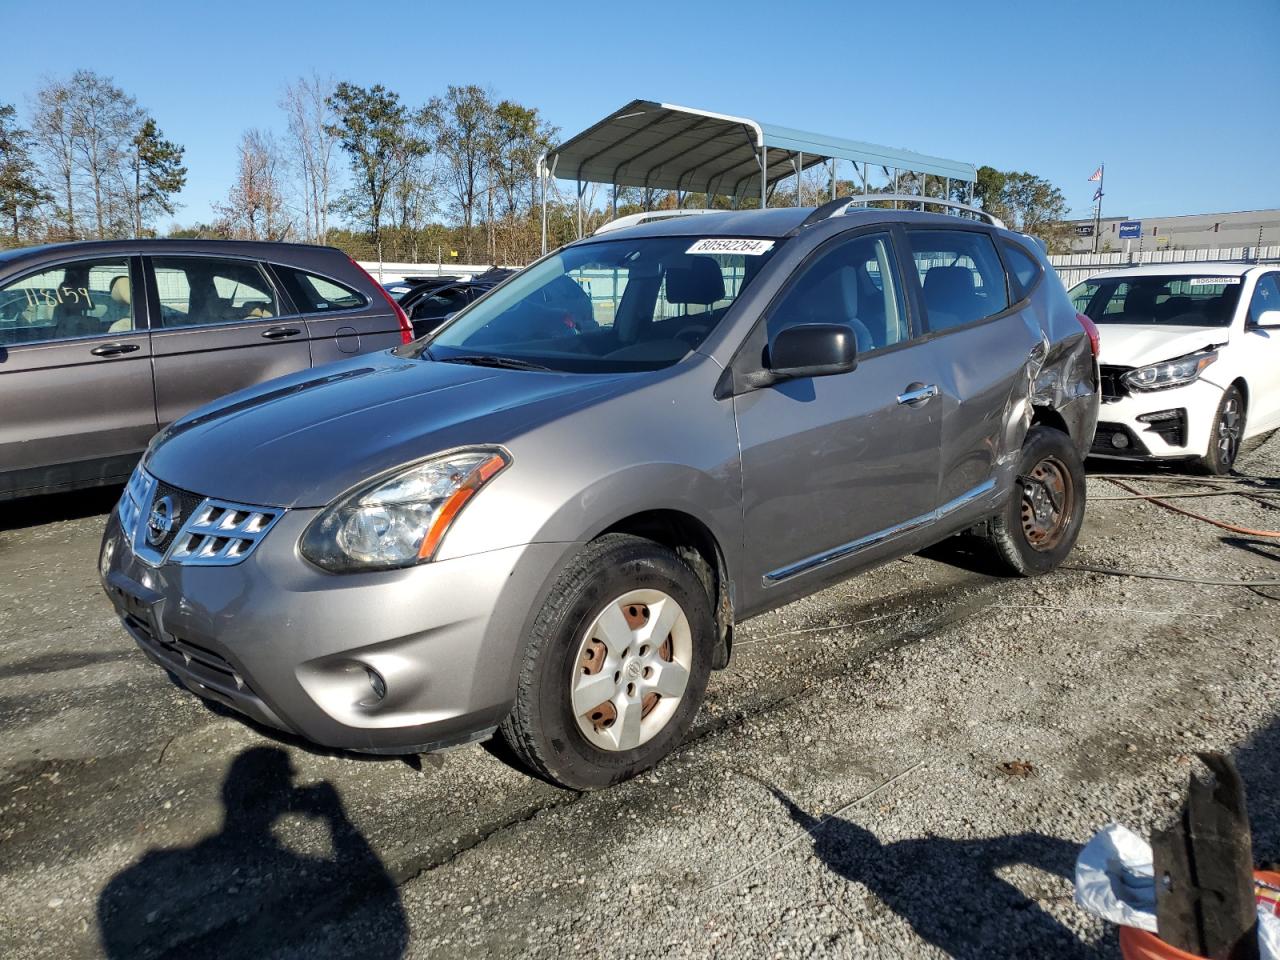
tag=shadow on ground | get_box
[769,787,1100,959]
[0,485,120,532]
[98,746,407,959]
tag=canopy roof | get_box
[541,100,977,203]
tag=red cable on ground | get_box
[1104,477,1280,538]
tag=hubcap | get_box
[1020,456,1074,552]
[570,589,692,752]
[1217,396,1242,466]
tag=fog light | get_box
[1110,432,1130,449]
[366,668,387,702]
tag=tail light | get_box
[1076,312,1100,357]
[348,256,415,344]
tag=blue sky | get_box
[3,0,1277,224]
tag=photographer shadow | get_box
[99,746,407,959]
[771,788,1101,959]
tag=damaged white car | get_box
[1071,263,1280,473]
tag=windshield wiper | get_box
[436,354,550,372]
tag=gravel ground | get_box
[1,433,1278,959]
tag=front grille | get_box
[1099,365,1131,402]
[122,467,284,567]
[148,481,207,556]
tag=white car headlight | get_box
[1122,350,1217,392]
[300,447,509,572]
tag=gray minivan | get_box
[101,200,1099,789]
[0,240,411,500]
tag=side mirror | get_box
[1254,309,1280,329]
[768,323,858,380]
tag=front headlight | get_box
[1122,350,1217,392]
[300,447,509,572]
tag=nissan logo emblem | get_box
[146,495,177,547]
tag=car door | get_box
[734,228,945,607]
[1241,271,1280,431]
[147,255,312,427]
[0,255,156,496]
[904,227,1043,510]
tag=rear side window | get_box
[1001,241,1042,300]
[907,229,1010,333]
[152,257,279,328]
[276,267,366,314]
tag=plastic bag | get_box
[1259,907,1280,960]
[1074,823,1158,932]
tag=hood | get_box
[146,351,627,507]
[1096,324,1227,368]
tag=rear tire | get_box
[499,534,714,790]
[1198,385,1246,476]
[984,425,1087,576]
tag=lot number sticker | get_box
[686,238,775,256]
[1188,277,1241,286]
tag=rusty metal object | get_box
[1020,456,1073,551]
[1152,752,1258,960]
[622,602,650,629]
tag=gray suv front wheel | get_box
[500,534,714,790]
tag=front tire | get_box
[984,425,1087,576]
[1198,384,1245,476]
[499,534,714,790]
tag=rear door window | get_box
[0,258,136,345]
[907,229,1010,333]
[151,258,279,327]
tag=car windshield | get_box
[402,235,782,372]
[1069,275,1242,327]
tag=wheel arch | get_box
[599,509,734,670]
[1030,404,1071,438]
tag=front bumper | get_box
[100,505,574,753]
[1089,377,1223,460]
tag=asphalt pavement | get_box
[2,436,1278,959]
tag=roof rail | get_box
[593,208,722,236]
[827,194,1006,229]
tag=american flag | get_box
[1088,167,1102,182]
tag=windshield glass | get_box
[403,235,781,372]
[1069,275,1242,327]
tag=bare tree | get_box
[214,129,292,240]
[66,70,142,238]
[30,78,77,238]
[281,74,340,243]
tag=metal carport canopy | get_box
[540,99,977,205]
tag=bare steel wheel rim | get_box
[570,588,693,752]
[1019,456,1074,552]
[1217,395,1242,466]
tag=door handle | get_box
[896,383,939,406]
[260,326,302,340]
[89,342,141,357]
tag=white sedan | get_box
[1070,262,1280,473]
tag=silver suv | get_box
[100,199,1100,790]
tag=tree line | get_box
[0,70,1076,264]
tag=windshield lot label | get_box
[1187,277,1241,285]
[686,238,775,256]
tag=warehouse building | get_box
[1065,208,1280,254]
